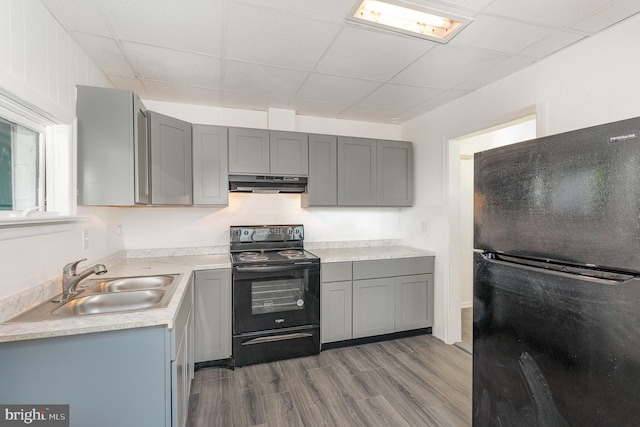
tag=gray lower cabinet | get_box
[336,136,413,207]
[192,125,228,205]
[76,85,150,206]
[321,256,434,343]
[302,134,338,207]
[0,277,194,427]
[320,262,352,343]
[353,277,395,338]
[229,127,308,176]
[149,111,193,205]
[194,269,231,362]
[395,274,433,332]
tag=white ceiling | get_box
[42,0,640,124]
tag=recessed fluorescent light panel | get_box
[348,0,471,43]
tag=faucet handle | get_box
[63,258,87,276]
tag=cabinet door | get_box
[134,97,150,204]
[304,134,337,206]
[149,111,192,205]
[321,281,352,343]
[172,329,186,427]
[229,127,270,174]
[353,278,395,338]
[338,137,377,206]
[193,125,228,205]
[194,269,231,362]
[377,140,413,206]
[270,131,308,176]
[77,85,142,206]
[395,274,433,332]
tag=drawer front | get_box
[353,256,433,280]
[321,261,352,282]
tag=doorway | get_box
[450,115,537,351]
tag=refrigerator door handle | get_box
[485,253,636,285]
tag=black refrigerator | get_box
[473,116,640,426]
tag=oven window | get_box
[252,277,305,314]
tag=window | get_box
[0,117,44,211]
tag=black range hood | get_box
[228,175,307,194]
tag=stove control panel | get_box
[230,225,304,243]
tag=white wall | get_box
[0,0,119,300]
[457,118,537,307]
[401,13,640,343]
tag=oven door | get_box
[232,262,320,335]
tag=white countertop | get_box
[308,245,435,263]
[0,245,434,344]
[0,254,231,344]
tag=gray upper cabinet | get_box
[338,137,377,206]
[228,127,270,174]
[77,85,150,206]
[149,111,193,205]
[302,134,337,207]
[377,140,413,206]
[270,131,308,175]
[336,136,413,207]
[192,125,228,206]
[229,127,308,176]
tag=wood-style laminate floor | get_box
[187,334,472,427]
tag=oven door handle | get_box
[234,263,314,273]
[241,332,314,346]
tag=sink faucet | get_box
[55,258,107,302]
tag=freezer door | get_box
[473,253,640,426]
[474,116,640,272]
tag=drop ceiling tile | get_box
[226,3,340,70]
[316,26,435,82]
[220,91,291,112]
[391,46,505,89]
[231,0,355,23]
[107,76,150,96]
[571,0,640,33]
[428,0,494,11]
[456,55,537,91]
[485,0,618,31]
[296,74,382,105]
[289,100,349,118]
[72,33,135,77]
[142,80,221,105]
[410,89,469,112]
[122,41,221,89]
[519,31,587,59]
[358,84,442,110]
[96,0,223,56]
[338,106,405,123]
[222,61,310,99]
[450,14,556,54]
[41,0,110,36]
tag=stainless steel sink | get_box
[4,274,181,324]
[52,289,166,316]
[90,275,175,293]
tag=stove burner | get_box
[238,252,268,261]
[278,250,308,260]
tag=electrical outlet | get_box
[82,229,89,249]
